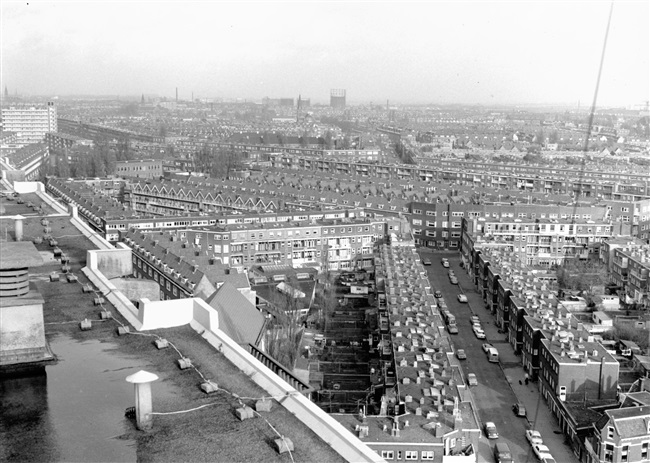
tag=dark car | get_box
[512,403,526,417]
[434,290,443,299]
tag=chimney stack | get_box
[14,215,24,241]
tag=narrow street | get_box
[419,250,579,463]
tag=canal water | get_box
[1,333,154,462]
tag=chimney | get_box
[14,215,24,241]
[435,422,443,438]
[454,415,463,431]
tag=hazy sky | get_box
[2,1,648,106]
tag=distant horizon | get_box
[2,1,647,109]
[1,92,646,112]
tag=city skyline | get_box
[1,1,649,106]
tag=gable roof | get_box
[206,282,266,347]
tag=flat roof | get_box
[0,241,44,268]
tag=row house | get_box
[586,403,650,463]
[124,216,402,273]
[266,154,650,199]
[335,235,480,462]
[538,337,619,458]
[123,229,254,303]
[463,213,621,268]
[409,201,482,250]
[611,246,650,307]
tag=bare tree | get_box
[264,276,305,370]
[557,258,609,304]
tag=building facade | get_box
[2,102,57,144]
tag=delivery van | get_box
[487,347,499,363]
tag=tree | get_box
[264,276,305,370]
[38,157,53,182]
[557,258,609,304]
[56,150,70,178]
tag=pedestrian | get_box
[524,372,529,385]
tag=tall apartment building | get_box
[1,102,57,144]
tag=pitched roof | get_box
[604,406,650,438]
[206,282,266,347]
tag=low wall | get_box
[113,279,160,303]
[137,298,197,330]
[91,246,133,279]
[83,248,142,330]
[71,216,113,251]
[190,318,383,463]
[82,246,383,463]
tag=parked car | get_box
[434,290,443,299]
[526,430,544,446]
[484,422,499,439]
[447,324,459,334]
[532,444,553,460]
[450,277,459,285]
[456,349,467,360]
[494,442,513,463]
[457,294,468,303]
[541,458,557,463]
[422,258,432,266]
[441,258,449,268]
[470,315,480,324]
[467,373,478,386]
[448,270,455,277]
[512,403,527,417]
[473,326,486,339]
[482,343,494,353]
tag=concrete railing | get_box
[192,319,384,463]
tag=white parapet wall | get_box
[189,312,385,463]
[82,245,384,463]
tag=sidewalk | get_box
[457,273,579,463]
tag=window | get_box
[426,211,436,216]
[405,450,418,460]
[622,445,629,462]
[421,451,434,460]
[412,219,422,226]
[380,450,394,460]
[413,209,422,214]
[607,426,614,439]
[604,444,614,462]
[641,442,648,459]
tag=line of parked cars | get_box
[526,429,557,463]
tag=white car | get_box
[457,294,468,303]
[470,315,480,324]
[467,373,478,386]
[532,444,553,460]
[482,343,494,353]
[473,326,486,339]
[526,430,543,446]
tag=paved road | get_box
[419,250,578,463]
